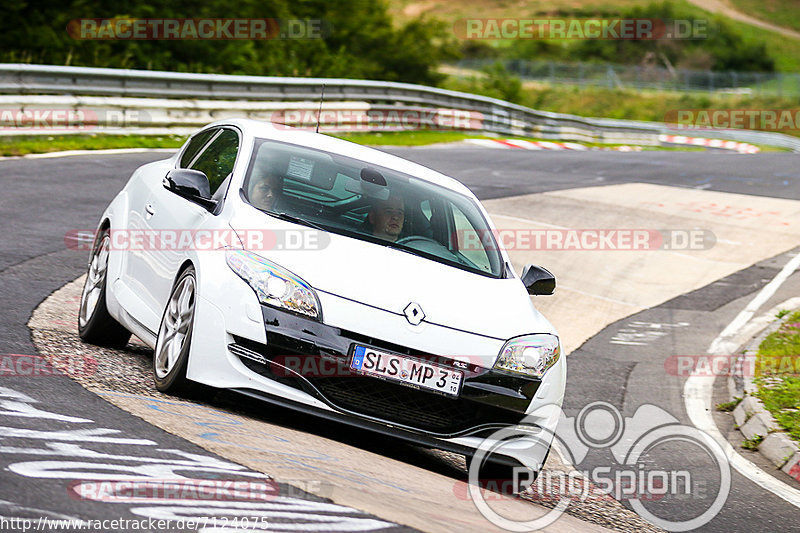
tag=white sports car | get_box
[78,119,565,479]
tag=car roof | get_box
[206,118,476,198]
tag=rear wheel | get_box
[78,229,131,348]
[153,267,197,394]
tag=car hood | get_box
[229,210,555,341]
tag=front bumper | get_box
[229,305,543,440]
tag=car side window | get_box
[179,129,217,168]
[189,129,240,195]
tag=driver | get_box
[368,193,405,242]
[249,172,282,211]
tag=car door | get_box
[136,127,240,332]
[119,128,219,332]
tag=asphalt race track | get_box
[2,146,800,532]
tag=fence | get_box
[452,59,800,97]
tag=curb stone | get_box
[728,309,800,483]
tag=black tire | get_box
[78,229,131,348]
[152,266,197,394]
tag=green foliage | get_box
[755,310,800,442]
[478,63,525,103]
[0,0,452,84]
[441,75,800,140]
[332,130,488,146]
[0,134,186,156]
[716,397,742,412]
[741,434,764,450]
[728,0,800,33]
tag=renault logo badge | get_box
[403,302,425,326]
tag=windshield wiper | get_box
[262,210,328,232]
[380,239,441,262]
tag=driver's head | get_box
[249,172,282,211]
[368,193,405,242]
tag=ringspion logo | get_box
[467,402,730,531]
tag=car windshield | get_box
[243,138,504,278]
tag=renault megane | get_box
[78,119,565,479]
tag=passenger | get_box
[368,193,405,242]
[249,172,282,211]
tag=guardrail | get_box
[1,63,798,151]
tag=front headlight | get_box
[225,249,321,320]
[494,334,560,378]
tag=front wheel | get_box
[78,229,131,348]
[153,266,197,394]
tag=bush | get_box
[0,0,454,85]
[481,1,776,72]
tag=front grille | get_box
[308,376,522,435]
[230,335,525,436]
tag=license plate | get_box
[350,345,463,398]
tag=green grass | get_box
[0,134,186,157]
[331,130,713,149]
[329,130,490,146]
[391,0,800,72]
[667,0,800,73]
[742,434,765,450]
[717,398,743,412]
[442,76,800,141]
[720,12,800,72]
[754,310,800,442]
[0,128,781,157]
[729,0,800,34]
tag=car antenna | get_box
[315,84,326,134]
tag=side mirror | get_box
[163,169,216,210]
[521,264,556,295]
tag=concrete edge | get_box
[0,147,177,161]
[727,308,800,482]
